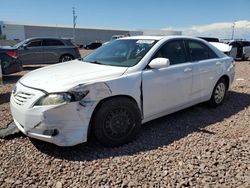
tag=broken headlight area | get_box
[70,90,89,101]
[35,93,73,106]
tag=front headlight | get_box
[35,93,73,106]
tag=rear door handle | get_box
[216,62,222,65]
[183,67,192,72]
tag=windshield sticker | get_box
[136,40,155,44]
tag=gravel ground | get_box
[0,60,249,188]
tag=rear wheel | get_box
[59,55,73,62]
[93,97,141,147]
[208,78,227,107]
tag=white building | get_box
[0,21,182,45]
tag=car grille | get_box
[13,92,34,106]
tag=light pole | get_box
[231,21,235,40]
[72,7,77,44]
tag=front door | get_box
[142,39,193,118]
[18,39,44,64]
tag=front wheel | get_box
[208,78,227,107]
[93,97,141,147]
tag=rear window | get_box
[43,39,64,46]
[63,39,75,46]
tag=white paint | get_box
[209,42,232,53]
[10,36,235,146]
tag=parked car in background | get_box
[0,37,81,75]
[198,37,220,42]
[110,35,125,41]
[10,36,235,147]
[227,40,250,60]
[0,46,22,74]
[84,42,102,50]
[200,37,232,55]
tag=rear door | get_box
[18,39,43,64]
[185,39,220,100]
[142,39,193,118]
[42,39,65,63]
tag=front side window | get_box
[83,39,158,67]
[27,40,42,47]
[43,39,64,46]
[153,40,187,65]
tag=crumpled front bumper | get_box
[11,100,92,146]
[10,82,93,146]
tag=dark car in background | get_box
[0,37,81,75]
[0,46,23,75]
[228,40,250,60]
[84,42,102,50]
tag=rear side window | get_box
[27,40,42,47]
[187,40,217,61]
[63,39,75,46]
[43,39,64,46]
[154,40,187,65]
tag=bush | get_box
[0,35,6,40]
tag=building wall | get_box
[142,29,182,36]
[0,21,182,45]
[23,25,133,45]
[0,22,25,40]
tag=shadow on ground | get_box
[0,92,11,105]
[29,90,250,161]
[3,75,22,84]
[23,65,44,71]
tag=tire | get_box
[93,97,141,147]
[59,55,73,62]
[208,78,227,107]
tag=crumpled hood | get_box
[19,59,128,92]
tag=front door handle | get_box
[216,62,222,65]
[183,67,192,72]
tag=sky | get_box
[1,0,250,39]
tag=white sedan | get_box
[10,36,235,147]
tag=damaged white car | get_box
[10,36,235,147]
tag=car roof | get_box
[120,35,205,41]
[27,37,71,41]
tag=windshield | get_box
[83,39,158,67]
[13,39,29,48]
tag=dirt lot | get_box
[0,58,249,187]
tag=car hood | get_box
[19,59,128,93]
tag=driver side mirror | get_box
[148,58,170,69]
[22,44,28,49]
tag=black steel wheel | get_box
[93,97,141,147]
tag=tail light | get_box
[6,51,17,59]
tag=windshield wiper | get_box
[89,60,102,65]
